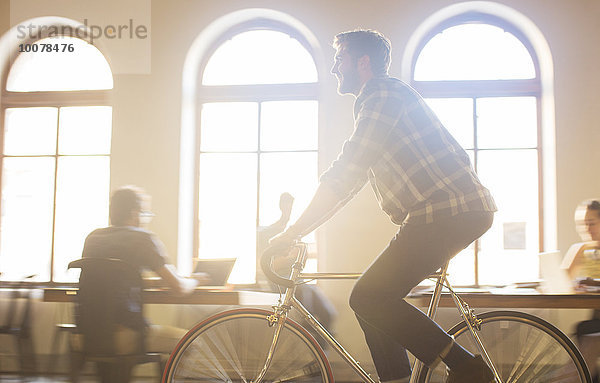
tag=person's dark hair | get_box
[585,200,600,213]
[333,29,391,76]
[574,199,600,239]
[577,199,600,218]
[109,186,145,226]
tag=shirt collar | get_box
[357,74,390,97]
[354,75,390,117]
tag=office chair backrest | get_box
[69,257,145,356]
[0,275,37,376]
[1,275,35,334]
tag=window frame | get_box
[408,13,543,286]
[192,21,320,283]
[0,30,112,285]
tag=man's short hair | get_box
[333,29,391,76]
[109,186,145,226]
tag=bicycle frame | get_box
[258,242,503,383]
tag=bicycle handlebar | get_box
[261,244,297,288]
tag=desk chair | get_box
[0,276,37,378]
[48,322,76,373]
[68,258,163,383]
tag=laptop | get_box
[193,258,237,286]
[538,251,574,294]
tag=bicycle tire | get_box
[421,310,591,383]
[162,308,333,383]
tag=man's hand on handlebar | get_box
[262,235,305,288]
[269,226,301,250]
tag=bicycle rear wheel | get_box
[423,311,591,383]
[162,308,333,383]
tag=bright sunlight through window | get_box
[413,22,541,286]
[198,29,318,284]
[202,30,318,85]
[7,36,113,92]
[415,24,535,81]
[1,35,112,282]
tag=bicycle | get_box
[162,242,592,382]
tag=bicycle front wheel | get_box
[162,308,333,383]
[424,311,591,383]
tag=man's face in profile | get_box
[331,44,361,96]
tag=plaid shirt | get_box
[320,76,497,225]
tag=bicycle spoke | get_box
[164,310,331,383]
[425,312,589,383]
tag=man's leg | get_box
[349,211,493,380]
[354,313,412,381]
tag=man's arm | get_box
[155,264,208,295]
[270,91,393,248]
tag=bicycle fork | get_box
[253,296,379,383]
[450,292,503,383]
[252,304,290,383]
[410,265,503,383]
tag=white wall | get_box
[1,0,600,372]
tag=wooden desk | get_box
[409,292,600,309]
[43,287,279,306]
[45,288,600,309]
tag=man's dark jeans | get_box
[349,211,494,381]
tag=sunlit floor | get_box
[0,354,365,382]
[0,377,156,383]
[0,356,163,383]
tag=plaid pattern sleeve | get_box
[320,76,496,225]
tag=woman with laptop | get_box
[562,199,600,383]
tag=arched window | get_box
[195,27,319,284]
[410,14,543,286]
[1,34,113,282]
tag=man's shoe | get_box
[446,355,495,383]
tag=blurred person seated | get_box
[257,193,337,347]
[74,186,208,364]
[562,199,600,383]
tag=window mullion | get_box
[412,79,540,98]
[536,96,544,252]
[256,101,262,228]
[2,90,111,107]
[199,83,318,103]
[49,107,61,282]
[473,97,479,287]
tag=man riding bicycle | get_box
[270,29,497,383]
